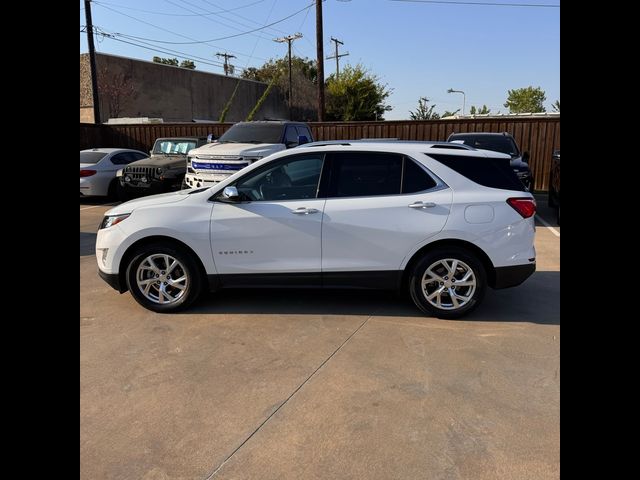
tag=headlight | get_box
[99,214,130,229]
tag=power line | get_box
[199,0,289,36]
[326,37,349,79]
[91,0,265,17]
[105,2,316,45]
[167,0,274,42]
[388,0,559,7]
[91,2,269,62]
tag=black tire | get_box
[408,247,487,319]
[107,179,119,200]
[180,177,188,190]
[125,242,203,313]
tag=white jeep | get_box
[184,121,313,188]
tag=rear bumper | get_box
[98,269,126,293]
[492,263,535,289]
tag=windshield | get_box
[218,124,284,144]
[450,135,519,156]
[80,151,108,164]
[152,140,197,155]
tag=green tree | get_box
[470,105,491,115]
[242,56,317,119]
[153,56,179,66]
[325,64,392,121]
[504,86,547,113]
[552,99,560,112]
[409,97,439,120]
[179,60,196,69]
[441,109,460,118]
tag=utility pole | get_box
[274,33,302,120]
[327,37,349,80]
[216,52,236,76]
[84,0,101,124]
[316,0,325,121]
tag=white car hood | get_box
[106,190,193,215]
[191,142,283,157]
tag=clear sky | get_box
[80,0,560,120]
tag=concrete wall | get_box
[80,53,288,123]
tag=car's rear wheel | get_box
[126,243,203,312]
[409,247,486,319]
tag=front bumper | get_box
[98,269,126,293]
[492,263,536,289]
[184,173,222,188]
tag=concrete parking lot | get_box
[80,194,559,480]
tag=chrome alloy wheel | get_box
[421,258,477,311]
[136,254,188,305]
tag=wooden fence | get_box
[81,117,559,191]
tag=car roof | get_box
[448,132,514,138]
[154,137,207,141]
[232,120,306,126]
[295,140,510,158]
[80,148,145,154]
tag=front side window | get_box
[285,126,299,146]
[231,154,324,201]
[326,152,403,198]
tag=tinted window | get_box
[80,151,107,164]
[218,124,284,144]
[285,126,299,145]
[403,158,437,193]
[297,126,312,141]
[232,154,323,201]
[327,152,402,198]
[449,134,519,156]
[132,152,148,161]
[110,152,136,165]
[429,153,525,192]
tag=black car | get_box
[548,150,560,224]
[447,132,534,192]
[120,136,209,198]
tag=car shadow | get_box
[184,271,559,325]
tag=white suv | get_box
[96,141,536,319]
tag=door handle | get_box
[408,201,436,209]
[291,207,319,215]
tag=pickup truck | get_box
[184,121,313,188]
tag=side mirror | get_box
[297,135,309,146]
[522,151,530,163]
[207,133,217,143]
[149,150,153,156]
[222,186,240,201]
[285,140,298,148]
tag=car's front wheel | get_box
[409,247,486,319]
[126,243,203,312]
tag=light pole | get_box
[447,88,466,116]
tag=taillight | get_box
[80,169,97,177]
[507,197,536,218]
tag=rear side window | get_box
[326,152,402,197]
[403,158,437,193]
[428,153,525,192]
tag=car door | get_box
[210,153,326,284]
[321,151,453,277]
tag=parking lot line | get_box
[536,215,560,237]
